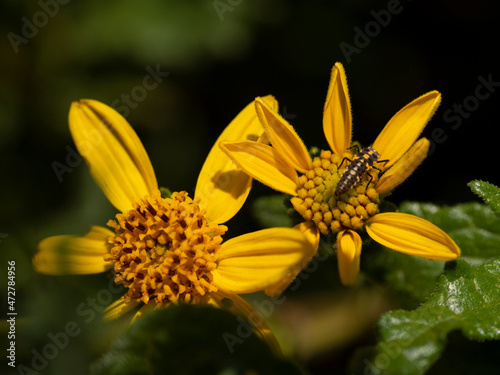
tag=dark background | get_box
[1,0,498,374]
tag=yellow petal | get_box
[323,62,352,155]
[366,213,460,260]
[294,220,321,254]
[221,141,299,196]
[103,298,140,322]
[372,91,441,169]
[33,226,114,275]
[196,96,278,225]
[212,227,315,294]
[336,230,362,286]
[255,97,312,173]
[69,99,158,213]
[208,291,282,357]
[377,138,430,194]
[265,221,320,296]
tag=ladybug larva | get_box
[335,146,388,195]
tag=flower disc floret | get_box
[105,190,227,307]
[290,149,380,235]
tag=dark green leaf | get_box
[468,180,500,218]
[366,258,500,375]
[90,304,301,375]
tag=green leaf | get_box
[468,180,500,218]
[251,195,293,228]
[363,201,500,308]
[366,258,500,375]
[90,305,302,375]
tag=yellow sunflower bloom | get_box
[220,62,460,286]
[33,98,316,353]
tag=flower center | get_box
[290,149,380,236]
[104,190,227,307]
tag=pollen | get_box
[104,190,227,307]
[290,149,380,236]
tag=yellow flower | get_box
[33,98,316,353]
[220,62,460,286]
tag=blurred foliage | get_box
[90,305,303,375]
[251,194,294,228]
[1,0,500,374]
